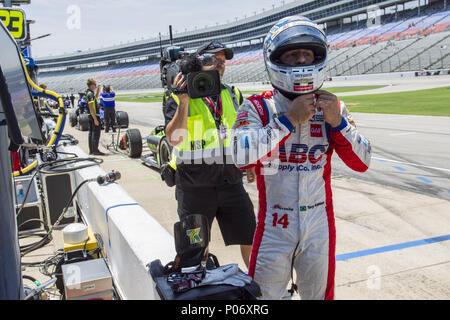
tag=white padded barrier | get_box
[59,144,175,299]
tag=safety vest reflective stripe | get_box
[86,90,99,115]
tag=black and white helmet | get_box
[263,16,328,95]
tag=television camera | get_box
[159,46,221,99]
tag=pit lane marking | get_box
[336,260,450,288]
[416,177,433,183]
[336,234,450,261]
[374,157,450,173]
[378,160,440,186]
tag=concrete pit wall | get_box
[60,144,175,300]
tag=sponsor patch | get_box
[294,84,314,92]
[347,117,356,126]
[363,138,368,147]
[294,78,313,83]
[273,112,285,118]
[236,111,248,120]
[277,163,322,172]
[252,99,265,118]
[240,135,250,149]
[238,104,249,112]
[310,124,323,137]
[299,202,324,212]
[273,204,293,211]
[310,114,324,122]
[234,120,250,129]
[186,228,202,244]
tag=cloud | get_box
[24,0,282,57]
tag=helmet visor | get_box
[267,24,327,66]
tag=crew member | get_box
[85,78,105,155]
[164,41,256,268]
[37,83,47,110]
[231,16,372,299]
[100,85,117,133]
[78,93,87,114]
[70,93,75,108]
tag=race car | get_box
[141,125,172,169]
[117,125,172,169]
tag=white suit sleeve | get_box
[330,101,372,172]
[231,99,294,169]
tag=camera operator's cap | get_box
[197,41,234,60]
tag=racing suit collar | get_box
[273,89,293,109]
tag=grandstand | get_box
[36,0,450,93]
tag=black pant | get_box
[88,116,101,154]
[175,183,256,246]
[104,107,116,132]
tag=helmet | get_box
[263,16,328,96]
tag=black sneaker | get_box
[92,151,106,156]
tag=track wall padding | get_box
[59,145,175,299]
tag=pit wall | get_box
[60,144,175,300]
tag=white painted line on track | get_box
[374,157,450,172]
[388,132,417,136]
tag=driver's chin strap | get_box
[276,86,321,101]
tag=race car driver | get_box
[231,16,372,300]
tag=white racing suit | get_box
[231,90,372,300]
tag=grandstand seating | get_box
[37,3,450,93]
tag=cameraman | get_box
[163,41,256,268]
[100,85,117,133]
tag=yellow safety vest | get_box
[168,84,241,169]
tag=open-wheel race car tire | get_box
[78,114,90,131]
[125,128,142,158]
[116,111,129,129]
[158,137,172,166]
[69,112,78,127]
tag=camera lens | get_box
[192,73,214,93]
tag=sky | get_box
[17,0,296,58]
